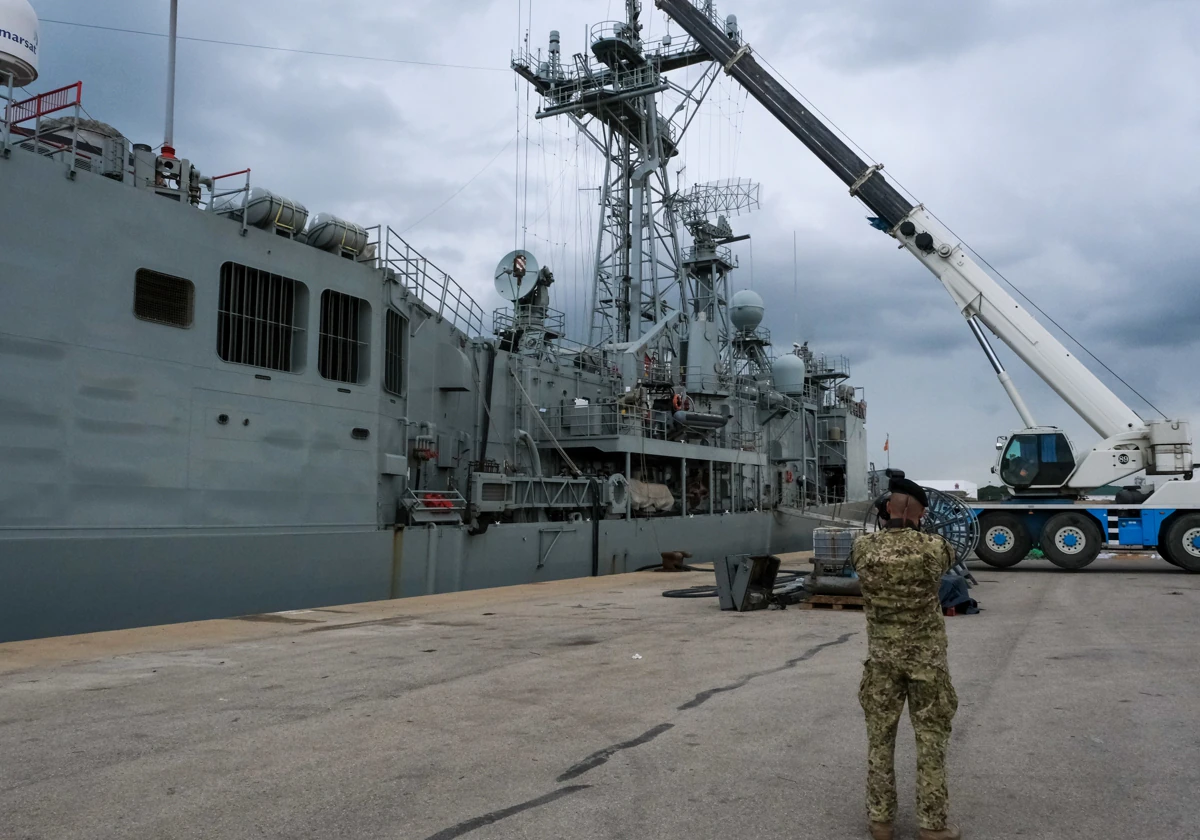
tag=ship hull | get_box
[0,511,826,642]
[0,123,871,643]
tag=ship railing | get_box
[681,244,734,266]
[369,226,486,338]
[493,305,567,338]
[729,429,764,452]
[731,376,762,402]
[817,440,848,467]
[536,403,613,441]
[536,402,674,442]
[741,325,771,345]
[206,168,253,235]
[639,360,676,386]
[2,81,84,172]
[401,488,467,525]
[810,353,850,381]
[513,47,663,116]
[7,125,94,166]
[758,389,801,414]
[590,20,640,49]
[551,336,621,379]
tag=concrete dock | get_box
[1,554,1197,839]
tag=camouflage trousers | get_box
[858,658,958,829]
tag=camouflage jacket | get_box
[851,525,954,673]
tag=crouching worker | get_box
[852,477,961,840]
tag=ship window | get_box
[384,309,407,396]
[318,290,371,384]
[217,262,307,372]
[134,269,194,328]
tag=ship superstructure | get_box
[0,0,869,642]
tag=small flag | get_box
[883,435,889,453]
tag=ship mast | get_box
[512,0,718,347]
[163,0,178,157]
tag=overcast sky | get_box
[28,0,1200,486]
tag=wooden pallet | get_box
[799,594,865,611]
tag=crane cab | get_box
[994,428,1078,495]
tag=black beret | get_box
[888,476,928,508]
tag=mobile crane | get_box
[655,0,1200,571]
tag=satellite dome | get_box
[0,0,39,86]
[729,289,764,332]
[772,354,807,396]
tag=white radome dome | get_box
[730,289,765,332]
[772,353,807,396]
[0,0,39,86]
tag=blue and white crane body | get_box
[656,0,1200,570]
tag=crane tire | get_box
[975,512,1030,568]
[1041,512,1102,570]
[1162,514,1200,573]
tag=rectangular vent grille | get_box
[134,269,194,328]
[217,262,305,372]
[319,290,369,384]
[384,309,406,396]
[480,483,509,502]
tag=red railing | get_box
[5,82,83,127]
[210,167,251,183]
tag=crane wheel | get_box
[975,512,1030,568]
[1161,514,1200,573]
[1040,512,1102,570]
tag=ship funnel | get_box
[0,0,39,86]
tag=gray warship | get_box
[0,0,869,642]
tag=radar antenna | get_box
[670,179,761,361]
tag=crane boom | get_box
[654,0,1154,442]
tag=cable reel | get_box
[864,486,979,582]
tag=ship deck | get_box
[1,553,1196,839]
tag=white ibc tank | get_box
[729,289,764,332]
[306,213,369,256]
[0,0,39,86]
[773,353,807,396]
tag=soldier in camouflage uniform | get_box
[851,477,961,840]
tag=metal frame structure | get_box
[513,0,719,347]
[367,226,486,338]
[2,81,84,173]
[671,178,761,365]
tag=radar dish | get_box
[864,487,979,583]
[494,250,540,302]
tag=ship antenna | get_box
[163,0,178,157]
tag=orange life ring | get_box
[672,393,684,411]
[785,470,794,484]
